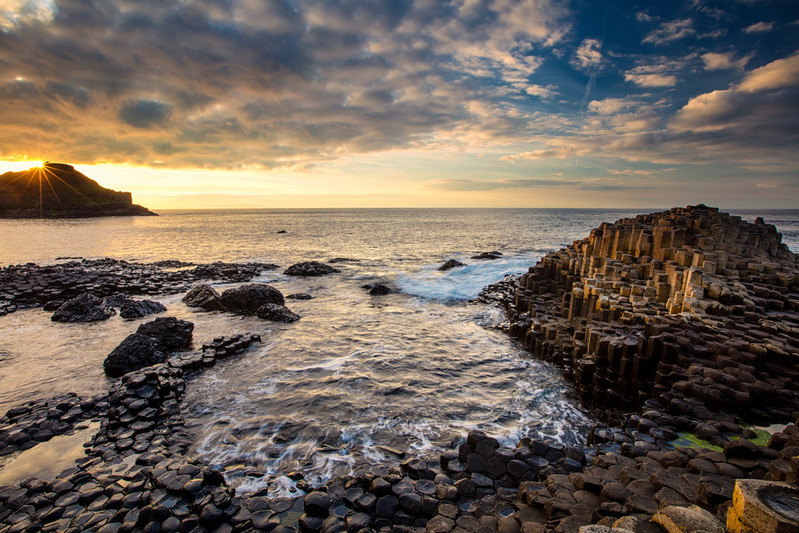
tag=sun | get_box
[31,160,45,168]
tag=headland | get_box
[0,163,155,218]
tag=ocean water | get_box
[1,208,796,493]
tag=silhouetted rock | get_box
[51,293,116,322]
[119,299,167,319]
[182,284,225,311]
[284,261,339,276]
[219,283,285,314]
[256,303,300,322]
[438,259,465,271]
[0,162,156,218]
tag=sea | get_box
[1,208,797,494]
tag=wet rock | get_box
[287,293,313,300]
[51,293,115,322]
[104,334,166,378]
[256,303,300,323]
[219,283,285,314]
[362,283,392,295]
[284,262,339,277]
[182,285,225,311]
[136,316,194,351]
[305,492,332,517]
[438,259,465,271]
[471,251,503,260]
[119,299,167,320]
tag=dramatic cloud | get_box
[0,0,575,168]
[1,0,797,207]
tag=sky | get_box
[1,0,798,209]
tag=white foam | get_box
[395,255,534,301]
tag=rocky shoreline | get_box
[1,205,799,533]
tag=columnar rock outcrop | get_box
[506,205,799,423]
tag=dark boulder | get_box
[287,293,313,300]
[104,334,166,378]
[283,261,339,277]
[136,317,194,351]
[103,294,131,308]
[119,299,167,320]
[219,284,285,314]
[182,284,225,311]
[256,303,300,323]
[471,251,503,260]
[438,259,465,271]
[51,293,116,322]
[362,283,392,295]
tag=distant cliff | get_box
[0,163,156,218]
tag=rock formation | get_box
[50,293,116,322]
[0,162,156,218]
[183,282,299,321]
[0,258,277,317]
[438,259,465,271]
[284,261,340,276]
[104,317,194,377]
[505,204,799,424]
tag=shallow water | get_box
[0,421,100,485]
[1,208,796,492]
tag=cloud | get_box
[642,19,695,45]
[666,53,799,156]
[119,99,173,129]
[429,176,654,192]
[635,11,655,23]
[523,84,558,99]
[738,53,799,92]
[743,21,774,33]
[0,0,574,168]
[0,0,56,29]
[500,147,576,162]
[701,51,751,71]
[623,56,689,87]
[588,98,639,115]
[427,177,569,191]
[571,38,602,71]
[606,168,673,177]
[624,73,677,87]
